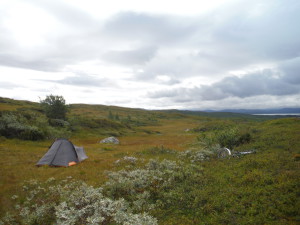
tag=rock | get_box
[100,136,120,144]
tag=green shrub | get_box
[48,119,70,127]
[1,178,157,225]
[103,159,204,214]
[199,127,252,150]
[43,126,71,140]
[19,126,45,141]
[179,148,216,162]
[0,114,45,140]
[69,116,125,129]
[140,146,177,155]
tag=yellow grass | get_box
[0,115,199,216]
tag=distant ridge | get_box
[1,96,299,116]
[203,108,300,114]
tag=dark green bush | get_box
[42,126,71,140]
[49,119,70,127]
[40,95,68,120]
[19,126,45,140]
[69,116,125,129]
[0,113,45,140]
[199,127,252,150]
[0,113,71,141]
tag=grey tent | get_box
[36,139,88,167]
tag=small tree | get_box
[40,95,68,120]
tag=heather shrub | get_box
[1,177,157,225]
[103,159,204,214]
[104,160,178,209]
[179,148,216,162]
[115,156,139,165]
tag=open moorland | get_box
[0,97,299,224]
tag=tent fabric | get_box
[36,139,88,167]
[74,146,88,162]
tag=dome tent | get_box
[36,139,88,167]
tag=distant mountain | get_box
[203,108,300,114]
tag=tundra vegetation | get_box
[0,96,299,224]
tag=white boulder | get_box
[100,136,120,144]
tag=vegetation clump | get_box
[198,127,252,151]
[0,113,45,140]
[40,95,68,120]
[1,178,157,225]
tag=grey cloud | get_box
[147,69,300,102]
[207,0,300,59]
[148,88,183,99]
[103,12,195,44]
[0,82,21,89]
[157,78,180,85]
[103,46,157,65]
[1,0,300,111]
[39,74,115,87]
[1,0,300,78]
[279,57,300,84]
[0,53,72,72]
[211,72,298,99]
[135,0,300,80]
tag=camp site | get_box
[1,0,300,224]
[0,96,299,224]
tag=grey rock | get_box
[100,136,120,144]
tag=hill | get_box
[204,107,300,115]
[0,97,299,224]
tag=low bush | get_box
[69,116,126,129]
[198,127,252,150]
[2,149,299,224]
[19,126,45,141]
[48,119,70,127]
[0,113,73,141]
[140,146,177,155]
[42,126,72,140]
[0,113,45,140]
[179,148,216,162]
[1,178,157,225]
[104,159,204,214]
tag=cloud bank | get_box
[0,0,299,109]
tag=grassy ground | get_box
[0,98,299,224]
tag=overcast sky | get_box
[1,0,299,110]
